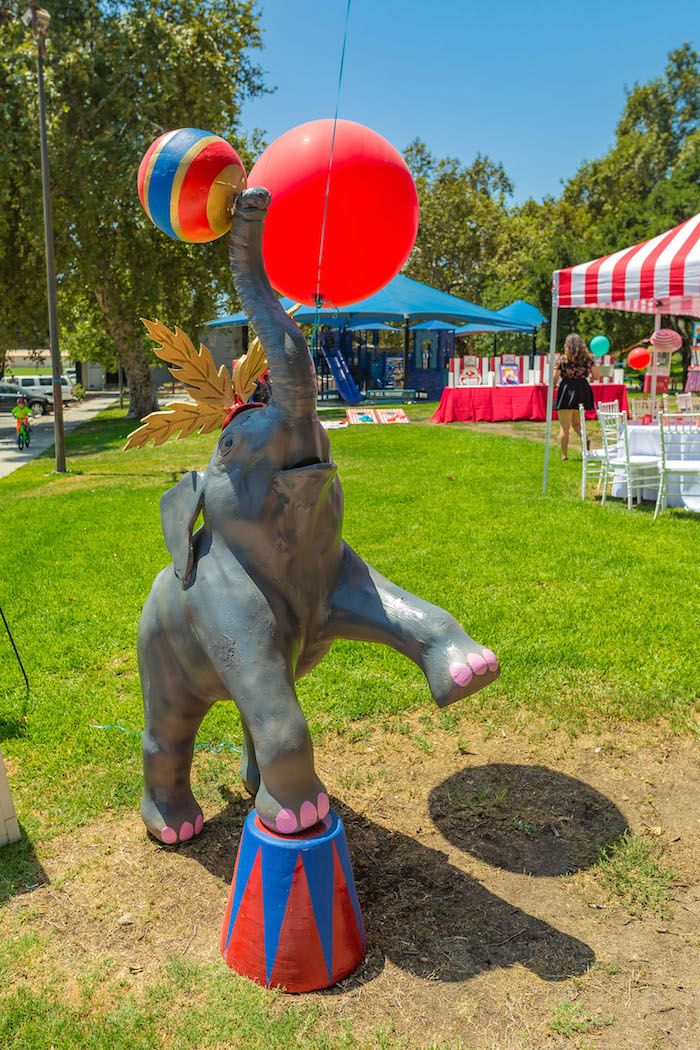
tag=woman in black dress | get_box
[554,333,601,460]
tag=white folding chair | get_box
[630,397,660,423]
[662,393,670,414]
[597,399,619,413]
[598,407,659,509]
[677,393,695,412]
[654,412,700,519]
[579,404,606,500]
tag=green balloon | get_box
[590,335,610,357]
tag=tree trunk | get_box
[94,284,158,418]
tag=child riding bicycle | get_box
[12,395,32,448]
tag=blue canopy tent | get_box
[410,319,455,332]
[206,275,525,330]
[206,277,526,402]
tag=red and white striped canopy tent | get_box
[543,213,700,492]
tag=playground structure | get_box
[206,276,538,404]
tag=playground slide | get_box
[320,344,363,404]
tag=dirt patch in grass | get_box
[2,716,698,1049]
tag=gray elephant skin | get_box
[138,187,500,845]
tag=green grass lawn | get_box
[1,406,698,855]
[1,406,698,1048]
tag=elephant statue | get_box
[138,187,500,845]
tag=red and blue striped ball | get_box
[137,128,246,243]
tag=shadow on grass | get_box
[0,827,49,905]
[65,416,135,457]
[429,764,629,877]
[183,776,599,988]
[0,715,27,741]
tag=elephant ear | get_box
[160,471,205,585]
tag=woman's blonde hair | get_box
[563,333,590,363]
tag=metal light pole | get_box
[22,4,66,472]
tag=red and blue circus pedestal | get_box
[220,809,366,992]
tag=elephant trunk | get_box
[229,188,317,420]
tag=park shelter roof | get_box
[345,321,397,332]
[410,319,455,331]
[206,275,525,330]
[497,299,547,327]
[553,213,700,317]
[454,300,545,336]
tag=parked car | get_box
[14,373,76,404]
[0,382,50,416]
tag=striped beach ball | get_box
[137,128,247,243]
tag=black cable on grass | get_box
[0,604,30,714]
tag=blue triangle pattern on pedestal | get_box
[334,832,365,943]
[223,828,259,951]
[301,840,335,982]
[261,838,299,983]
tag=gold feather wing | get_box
[124,400,222,450]
[140,319,233,407]
[125,306,302,450]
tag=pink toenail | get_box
[300,801,318,828]
[179,821,194,841]
[449,661,473,688]
[467,652,489,675]
[276,809,297,834]
[161,826,177,844]
[482,648,499,672]
[317,792,330,819]
[194,813,204,834]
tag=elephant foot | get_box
[140,791,204,845]
[240,746,260,798]
[254,779,330,836]
[429,640,501,708]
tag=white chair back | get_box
[596,405,623,459]
[677,393,694,412]
[630,397,660,422]
[579,404,606,500]
[655,412,700,518]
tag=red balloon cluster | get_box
[628,347,651,370]
[248,119,419,306]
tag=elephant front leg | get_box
[232,661,330,833]
[198,617,328,834]
[326,545,500,707]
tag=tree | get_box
[0,1,265,415]
[403,138,513,307]
[402,45,699,360]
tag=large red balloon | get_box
[247,119,419,307]
[628,347,651,370]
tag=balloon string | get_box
[314,0,351,313]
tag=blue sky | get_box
[242,0,697,203]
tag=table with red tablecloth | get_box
[432,384,628,424]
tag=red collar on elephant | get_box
[221,400,264,429]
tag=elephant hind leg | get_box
[327,545,500,708]
[139,636,212,844]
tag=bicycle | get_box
[16,417,31,450]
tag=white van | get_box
[14,374,76,404]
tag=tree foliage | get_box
[404,44,700,359]
[0,0,265,414]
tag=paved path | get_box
[0,395,119,480]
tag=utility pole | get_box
[23,5,66,472]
